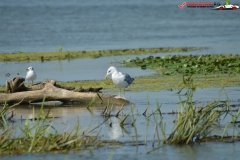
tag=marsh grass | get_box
[161,75,240,144]
[120,105,136,127]
[0,47,204,62]
[0,101,108,155]
[221,101,240,140]
[146,75,240,153]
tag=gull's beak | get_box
[104,74,108,79]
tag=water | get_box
[2,87,240,159]
[0,0,239,54]
[1,0,240,159]
[3,142,240,160]
[0,55,155,86]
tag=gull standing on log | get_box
[105,66,134,97]
[26,66,37,85]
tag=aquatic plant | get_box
[0,100,107,155]
[122,54,240,75]
[58,45,62,52]
[120,105,136,127]
[162,75,240,144]
[0,101,23,128]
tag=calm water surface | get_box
[1,0,240,159]
[0,0,239,53]
[1,87,240,159]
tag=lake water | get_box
[1,0,240,159]
[0,0,239,54]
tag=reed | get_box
[166,75,235,144]
[120,105,136,127]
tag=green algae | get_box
[0,47,205,62]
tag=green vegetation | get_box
[1,75,240,94]
[166,75,240,144]
[146,76,240,154]
[1,51,240,154]
[0,100,109,155]
[1,55,240,93]
[56,74,240,93]
[122,54,240,75]
[1,75,240,155]
[0,47,204,62]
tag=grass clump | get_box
[146,75,240,155]
[0,47,205,62]
[158,75,240,144]
[166,76,224,144]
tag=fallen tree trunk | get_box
[5,78,102,93]
[1,78,129,105]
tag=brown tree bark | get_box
[1,78,129,105]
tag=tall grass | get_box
[147,75,240,153]
[165,75,239,144]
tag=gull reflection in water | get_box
[106,117,132,140]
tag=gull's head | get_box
[26,66,34,71]
[105,66,117,79]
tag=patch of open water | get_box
[2,142,240,160]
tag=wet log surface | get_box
[1,77,129,105]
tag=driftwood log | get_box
[1,77,129,105]
[5,77,102,93]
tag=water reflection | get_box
[8,104,107,119]
[106,117,123,140]
[105,116,134,140]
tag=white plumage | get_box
[26,66,37,85]
[105,66,134,97]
